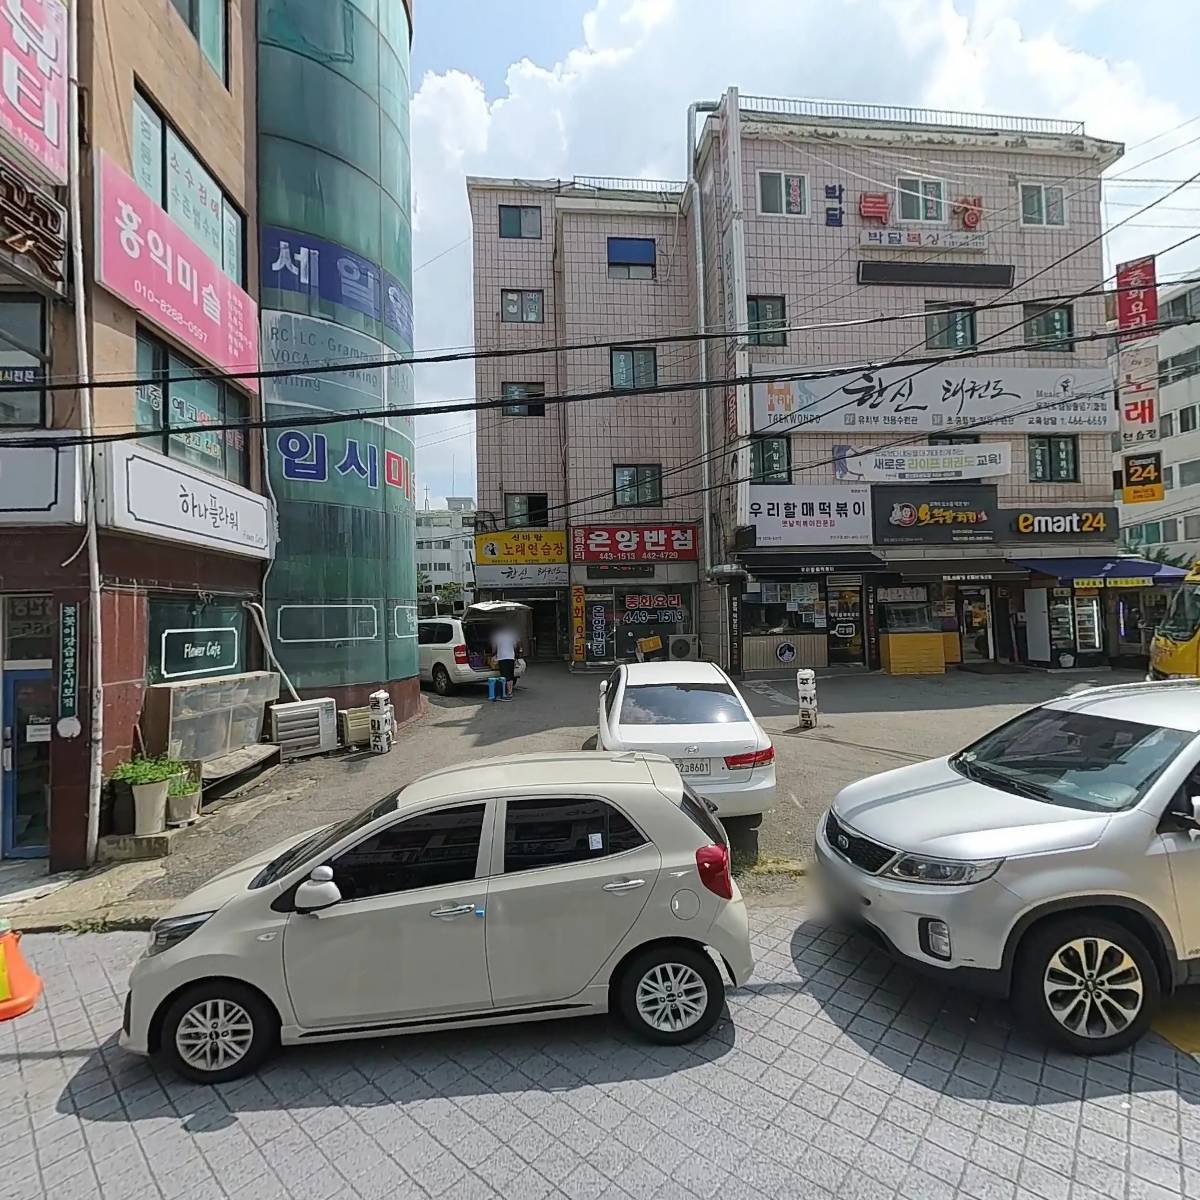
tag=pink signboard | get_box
[0,0,68,186]
[96,152,259,392]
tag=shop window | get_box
[1163,518,1179,542]
[500,289,543,323]
[611,347,657,390]
[501,382,545,417]
[1179,458,1200,487]
[740,581,826,636]
[146,596,248,683]
[1141,522,1163,544]
[0,294,46,427]
[1181,406,1197,433]
[613,465,662,507]
[925,302,977,350]
[1024,303,1074,352]
[1160,412,1175,438]
[1185,514,1200,540]
[1020,183,1066,227]
[750,437,791,483]
[897,175,945,222]
[170,0,227,82]
[747,296,786,346]
[758,171,808,217]
[135,331,251,486]
[614,587,694,660]
[607,238,656,280]
[1029,435,1079,482]
[499,205,541,239]
[505,493,548,527]
[132,89,243,282]
[3,596,53,661]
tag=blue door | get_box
[2,670,52,858]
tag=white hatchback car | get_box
[597,662,776,820]
[122,752,753,1082]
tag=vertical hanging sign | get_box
[57,600,79,736]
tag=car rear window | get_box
[680,785,727,846]
[620,682,747,725]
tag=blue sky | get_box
[406,0,1200,508]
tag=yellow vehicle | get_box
[1149,566,1200,678]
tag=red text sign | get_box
[1116,256,1158,341]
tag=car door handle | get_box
[430,903,475,918]
[602,879,646,892]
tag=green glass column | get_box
[257,0,416,692]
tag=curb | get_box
[8,903,170,935]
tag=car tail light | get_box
[453,644,469,664]
[723,746,774,769]
[696,843,733,900]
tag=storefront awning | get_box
[893,558,1030,581]
[736,550,887,579]
[1013,557,1188,585]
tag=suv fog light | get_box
[919,918,952,961]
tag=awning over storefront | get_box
[737,551,887,579]
[1013,557,1188,585]
[892,558,1030,581]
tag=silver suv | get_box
[815,680,1200,1055]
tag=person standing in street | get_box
[492,624,518,700]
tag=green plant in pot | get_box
[107,757,177,836]
[166,769,202,828]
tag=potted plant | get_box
[106,757,177,836]
[166,769,202,828]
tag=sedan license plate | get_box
[673,758,710,777]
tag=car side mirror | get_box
[295,865,341,914]
[599,680,608,696]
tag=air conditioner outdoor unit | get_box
[270,698,338,758]
[667,634,700,661]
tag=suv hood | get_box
[833,756,1110,860]
[161,825,328,919]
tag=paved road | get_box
[118,665,1140,906]
[5,914,1199,1200]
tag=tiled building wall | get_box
[737,128,1113,510]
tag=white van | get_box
[418,602,529,694]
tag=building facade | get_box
[473,92,1164,677]
[417,496,476,610]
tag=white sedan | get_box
[597,662,776,820]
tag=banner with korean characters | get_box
[0,0,68,186]
[571,586,585,661]
[752,366,1113,435]
[1121,451,1165,504]
[859,229,987,252]
[1117,337,1159,449]
[571,524,698,563]
[476,563,569,588]
[834,442,1011,482]
[1116,256,1158,342]
[872,484,1000,546]
[475,529,567,566]
[95,153,259,390]
[748,485,871,547]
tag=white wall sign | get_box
[753,366,1114,435]
[98,442,272,559]
[836,442,1012,482]
[0,434,82,523]
[1117,338,1159,449]
[748,485,872,546]
[476,563,569,588]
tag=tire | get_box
[157,981,279,1083]
[615,944,725,1045]
[432,665,454,696]
[1014,917,1160,1056]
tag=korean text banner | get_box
[0,0,67,186]
[475,530,567,565]
[752,366,1114,434]
[1115,257,1158,341]
[572,524,698,562]
[835,442,1011,482]
[748,485,871,546]
[1117,338,1159,450]
[872,484,1000,546]
[96,153,259,390]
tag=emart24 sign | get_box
[1005,506,1118,541]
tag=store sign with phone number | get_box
[622,594,685,624]
[572,524,698,562]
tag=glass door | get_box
[827,583,865,665]
[2,670,53,857]
[958,587,994,662]
[583,595,616,664]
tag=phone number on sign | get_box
[133,280,210,346]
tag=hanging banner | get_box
[1117,338,1159,449]
[58,601,78,721]
[834,442,1011,482]
[571,586,585,662]
[0,0,68,186]
[1115,256,1158,341]
[1121,451,1165,504]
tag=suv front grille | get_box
[825,811,897,875]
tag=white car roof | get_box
[399,750,669,808]
[1047,680,1200,734]
[620,661,729,686]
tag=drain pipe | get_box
[243,600,300,702]
[686,100,718,576]
[68,0,104,864]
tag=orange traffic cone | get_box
[0,918,43,1021]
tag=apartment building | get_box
[417,497,477,610]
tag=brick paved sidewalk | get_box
[3,907,1199,1200]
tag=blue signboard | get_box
[260,225,414,346]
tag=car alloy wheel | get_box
[634,961,710,1033]
[1042,936,1145,1040]
[174,998,256,1073]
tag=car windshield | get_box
[1158,582,1200,643]
[950,707,1193,812]
[620,682,748,725]
[249,790,404,887]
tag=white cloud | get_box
[408,0,1199,505]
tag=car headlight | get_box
[884,854,1003,885]
[145,912,215,957]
